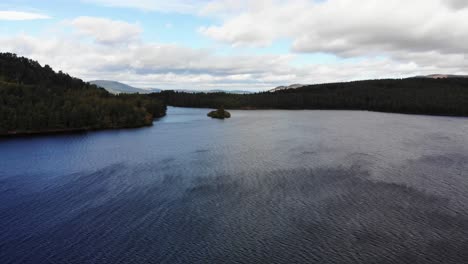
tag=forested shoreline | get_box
[153,77,468,116]
[2,52,468,137]
[0,53,166,136]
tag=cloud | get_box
[445,0,468,9]
[70,16,142,45]
[199,0,249,17]
[81,0,208,13]
[0,11,50,20]
[1,0,468,91]
[0,33,299,90]
[199,0,468,59]
[3,31,463,91]
[77,0,468,66]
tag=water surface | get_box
[2,107,468,263]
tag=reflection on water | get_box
[1,107,468,263]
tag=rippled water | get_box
[2,107,468,263]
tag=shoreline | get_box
[1,126,149,138]
[0,115,166,138]
[3,107,468,138]
[169,105,468,118]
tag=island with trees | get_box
[0,53,166,136]
[208,107,231,119]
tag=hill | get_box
[268,84,306,93]
[0,53,166,136]
[173,89,252,94]
[202,89,253,94]
[413,74,468,79]
[90,80,251,94]
[89,80,161,94]
[153,77,468,116]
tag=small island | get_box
[208,108,231,119]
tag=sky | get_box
[0,0,467,91]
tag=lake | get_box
[2,107,468,263]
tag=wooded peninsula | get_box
[0,53,166,136]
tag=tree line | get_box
[152,77,468,116]
[0,53,166,135]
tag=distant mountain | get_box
[89,80,161,94]
[90,80,251,94]
[268,84,306,93]
[270,75,468,92]
[413,74,468,79]
[175,89,253,94]
[220,90,254,94]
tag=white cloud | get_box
[70,17,142,45]
[446,0,468,9]
[2,0,468,91]
[0,33,300,90]
[199,0,249,17]
[77,0,468,67]
[199,0,468,59]
[0,11,50,20]
[2,31,461,91]
[81,0,208,13]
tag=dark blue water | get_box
[2,107,468,263]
